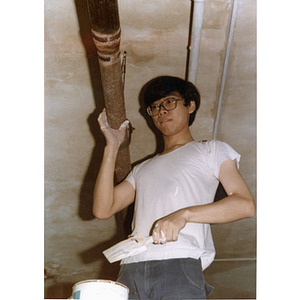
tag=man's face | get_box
[151,92,195,137]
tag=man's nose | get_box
[159,104,167,114]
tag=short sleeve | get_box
[124,170,135,189]
[207,140,241,179]
[124,158,151,190]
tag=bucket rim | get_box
[72,279,129,291]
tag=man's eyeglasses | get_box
[146,98,185,116]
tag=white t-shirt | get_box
[122,140,240,270]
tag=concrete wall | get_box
[45,0,256,298]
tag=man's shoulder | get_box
[191,139,232,155]
[195,139,227,148]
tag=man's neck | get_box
[162,130,194,154]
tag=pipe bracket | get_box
[119,119,135,150]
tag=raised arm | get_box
[152,159,255,243]
[93,109,135,220]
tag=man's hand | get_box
[151,209,188,244]
[98,108,129,148]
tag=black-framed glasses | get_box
[146,98,185,116]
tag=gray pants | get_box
[117,258,213,300]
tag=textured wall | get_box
[45,0,256,298]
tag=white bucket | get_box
[69,279,129,299]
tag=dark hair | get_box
[143,76,200,126]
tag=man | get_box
[93,76,255,299]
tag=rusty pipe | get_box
[86,0,131,184]
[86,0,131,228]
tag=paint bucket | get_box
[69,279,129,299]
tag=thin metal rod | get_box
[187,0,207,84]
[213,0,239,139]
[214,258,256,261]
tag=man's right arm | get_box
[92,110,135,220]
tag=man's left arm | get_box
[152,159,256,244]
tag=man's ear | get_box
[188,101,196,114]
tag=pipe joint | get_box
[92,29,121,62]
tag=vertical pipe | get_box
[86,0,131,184]
[213,0,239,139]
[187,0,207,85]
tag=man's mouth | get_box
[160,119,171,124]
